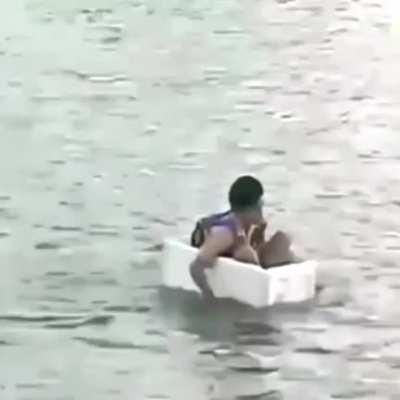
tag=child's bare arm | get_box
[190,227,234,298]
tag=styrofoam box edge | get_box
[161,238,317,307]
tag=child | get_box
[190,175,297,299]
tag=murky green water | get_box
[1,0,400,399]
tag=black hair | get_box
[228,175,264,211]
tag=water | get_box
[1,0,400,398]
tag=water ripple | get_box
[74,337,142,350]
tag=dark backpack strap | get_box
[190,221,205,248]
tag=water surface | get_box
[1,0,400,399]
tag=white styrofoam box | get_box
[161,239,317,308]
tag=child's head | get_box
[229,175,264,225]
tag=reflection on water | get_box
[0,0,400,398]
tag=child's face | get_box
[246,198,264,225]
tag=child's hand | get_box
[233,223,267,265]
[249,221,267,250]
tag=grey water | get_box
[1,0,400,399]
